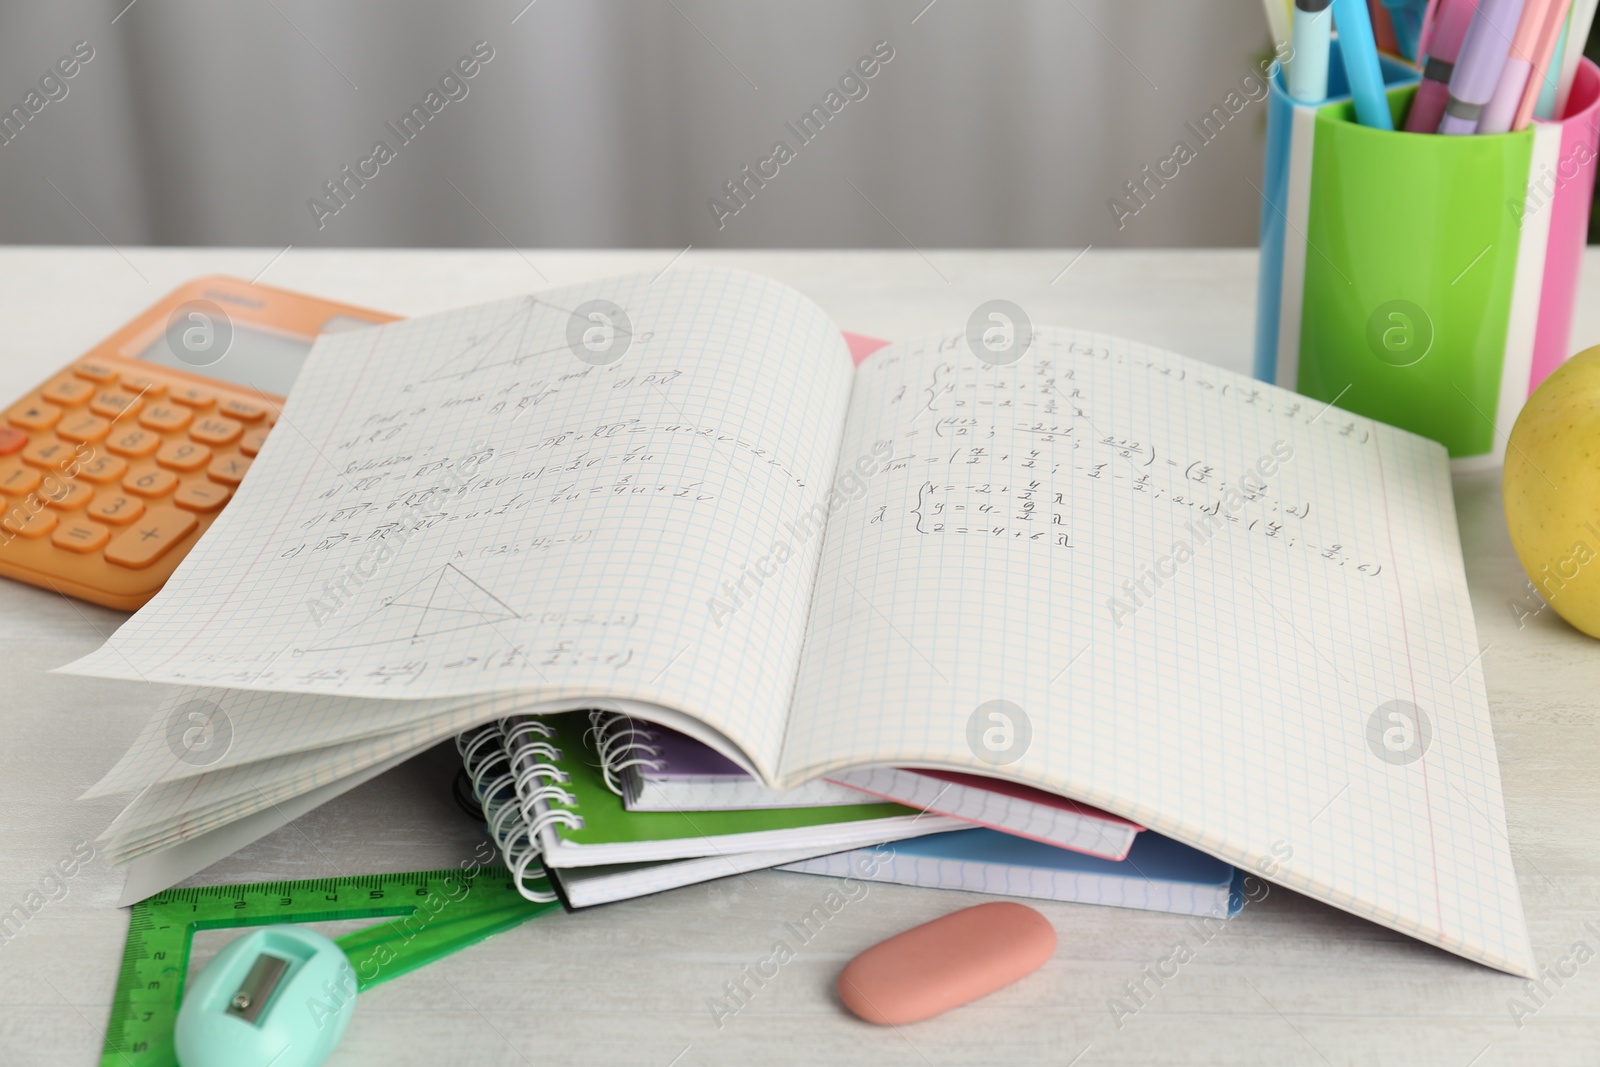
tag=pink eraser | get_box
[836,902,1056,1025]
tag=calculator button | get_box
[51,517,110,553]
[0,428,27,457]
[156,440,211,472]
[123,466,178,498]
[8,400,60,432]
[76,454,128,484]
[219,398,268,422]
[90,390,143,420]
[189,416,242,446]
[170,385,215,408]
[174,479,231,512]
[107,427,162,458]
[88,491,144,525]
[104,505,197,569]
[0,459,42,496]
[72,362,118,384]
[21,437,73,469]
[206,453,251,486]
[138,403,193,433]
[239,428,269,457]
[40,377,94,407]
[42,479,93,510]
[58,413,112,444]
[2,507,56,539]
[121,376,167,398]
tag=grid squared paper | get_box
[100,700,523,861]
[779,848,1234,917]
[782,328,1533,977]
[827,767,1139,858]
[65,268,856,778]
[84,686,487,796]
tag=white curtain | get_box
[0,0,1273,247]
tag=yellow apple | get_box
[1504,344,1600,639]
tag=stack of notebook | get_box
[67,267,1533,975]
[459,710,1243,916]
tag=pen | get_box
[1405,0,1478,132]
[1553,0,1599,116]
[1262,0,1294,47]
[1290,0,1335,101]
[1511,0,1574,129]
[1439,0,1528,134]
[1333,0,1396,128]
[1382,0,1426,59]
[1418,0,1443,56]
[1534,15,1571,117]
[1370,0,1403,53]
[1479,0,1557,134]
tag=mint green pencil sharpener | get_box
[174,926,355,1067]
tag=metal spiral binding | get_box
[502,715,584,839]
[457,721,557,904]
[588,709,665,796]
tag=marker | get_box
[1439,0,1528,134]
[1512,0,1574,129]
[1406,0,1478,131]
[1370,0,1403,53]
[1479,0,1557,134]
[1262,0,1294,47]
[1534,16,1570,118]
[1418,0,1443,56]
[1290,0,1335,101]
[1333,0,1396,128]
[1382,0,1426,59]
[1553,0,1599,117]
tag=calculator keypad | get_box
[0,361,278,600]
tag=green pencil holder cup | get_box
[1256,57,1600,469]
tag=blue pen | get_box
[1382,0,1425,60]
[1290,0,1335,101]
[1331,0,1395,128]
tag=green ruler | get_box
[101,866,560,1067]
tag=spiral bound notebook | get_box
[592,713,864,811]
[457,716,948,907]
[68,267,1531,974]
[593,713,1140,858]
[510,713,965,868]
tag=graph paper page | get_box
[782,328,1533,976]
[64,268,855,776]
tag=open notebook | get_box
[68,267,1531,976]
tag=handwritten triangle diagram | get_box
[302,564,520,653]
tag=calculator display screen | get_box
[137,322,322,397]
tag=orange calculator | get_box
[0,276,397,610]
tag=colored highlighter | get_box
[1535,16,1571,117]
[1512,0,1574,128]
[1382,0,1425,59]
[1554,0,1599,117]
[1290,0,1335,101]
[1439,0,1528,133]
[1406,0,1479,131]
[1332,0,1396,128]
[1479,0,1556,133]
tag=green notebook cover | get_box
[534,714,926,847]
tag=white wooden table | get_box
[2,248,1598,1067]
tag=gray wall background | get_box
[0,1,1275,249]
